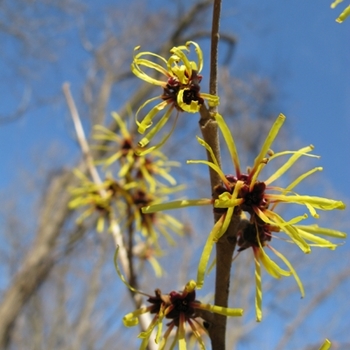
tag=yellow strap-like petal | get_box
[285,167,323,192]
[219,207,235,238]
[318,339,331,350]
[258,247,291,279]
[265,145,315,185]
[295,229,338,250]
[295,224,347,239]
[137,100,169,136]
[331,0,343,8]
[251,114,285,179]
[261,209,311,253]
[267,194,346,211]
[196,215,225,289]
[138,104,173,147]
[214,112,241,175]
[178,313,187,350]
[142,198,211,214]
[195,303,243,317]
[200,92,220,107]
[336,5,350,22]
[135,96,164,133]
[188,158,229,187]
[186,41,203,72]
[254,256,263,322]
[269,245,305,297]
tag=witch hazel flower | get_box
[93,112,180,193]
[199,113,346,319]
[131,41,219,154]
[141,113,346,320]
[122,280,243,350]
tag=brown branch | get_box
[209,0,222,114]
[199,1,243,349]
[208,219,239,350]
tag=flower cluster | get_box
[69,112,185,275]
[123,280,243,350]
[93,112,179,192]
[131,41,219,154]
[141,113,346,320]
[68,171,123,233]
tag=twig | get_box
[63,83,104,189]
[199,1,241,349]
[209,0,222,114]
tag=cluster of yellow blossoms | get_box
[70,41,346,349]
[69,112,185,276]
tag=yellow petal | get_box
[336,5,350,22]
[283,167,323,193]
[123,307,150,327]
[295,224,347,239]
[111,112,130,138]
[195,303,243,317]
[258,247,291,279]
[196,215,225,289]
[262,210,311,253]
[318,339,331,350]
[269,245,305,297]
[251,114,285,178]
[295,229,338,250]
[219,207,235,239]
[331,0,343,8]
[254,257,263,322]
[214,113,241,174]
[188,159,229,187]
[136,99,168,135]
[200,92,220,107]
[137,113,179,155]
[138,104,173,147]
[265,145,316,185]
[96,216,105,233]
[186,41,203,72]
[268,194,345,211]
[148,256,163,277]
[185,280,197,292]
[142,198,212,214]
[178,314,187,350]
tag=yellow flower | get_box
[331,0,350,22]
[68,170,122,232]
[122,280,243,350]
[131,41,219,154]
[128,187,185,249]
[209,113,345,249]
[141,113,346,319]
[93,112,180,193]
